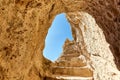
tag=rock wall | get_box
[66,12,120,80]
[0,0,120,80]
[62,0,120,70]
[48,11,120,80]
[84,0,120,70]
[0,0,64,80]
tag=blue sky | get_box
[43,13,73,62]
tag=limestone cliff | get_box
[0,0,120,80]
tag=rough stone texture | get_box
[67,12,120,80]
[0,0,64,80]
[83,0,120,70]
[51,39,93,79]
[0,0,120,80]
[50,11,120,80]
[61,0,120,70]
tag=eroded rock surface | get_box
[84,0,120,70]
[0,0,120,80]
[0,0,64,80]
[51,39,93,80]
[49,11,120,80]
[67,12,120,80]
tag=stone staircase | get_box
[50,40,93,80]
[45,76,93,80]
[56,76,93,80]
[51,59,93,80]
[53,66,92,77]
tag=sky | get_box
[43,13,73,62]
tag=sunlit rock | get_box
[0,0,120,80]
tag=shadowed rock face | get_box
[0,0,120,80]
[83,0,120,70]
[0,0,65,80]
[62,0,120,70]
[66,12,120,80]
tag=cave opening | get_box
[43,13,73,62]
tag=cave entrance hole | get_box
[43,13,73,62]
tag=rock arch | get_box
[0,0,119,80]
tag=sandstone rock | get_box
[0,0,120,80]
[51,40,93,79]
[0,0,64,80]
[66,11,120,80]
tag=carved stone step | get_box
[52,67,93,77]
[45,76,93,80]
[63,50,80,54]
[59,56,83,61]
[55,59,86,67]
[61,53,80,57]
[56,76,93,80]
